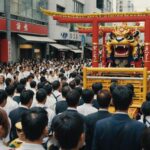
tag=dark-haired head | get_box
[43,84,52,95]
[141,102,150,124]
[62,86,71,98]
[92,82,103,94]
[97,90,111,108]
[52,80,60,91]
[82,89,94,103]
[21,107,48,141]
[51,112,85,150]
[5,85,15,96]
[36,88,47,103]
[20,90,33,107]
[112,85,133,111]
[66,90,80,107]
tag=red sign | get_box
[0,18,48,35]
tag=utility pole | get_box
[5,0,11,62]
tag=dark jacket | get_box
[85,110,111,150]
[55,101,68,114]
[92,113,145,150]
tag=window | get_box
[0,0,4,12]
[11,0,19,15]
[97,0,104,9]
[18,0,32,18]
[56,5,68,27]
[73,0,84,13]
[32,0,48,21]
[106,0,112,12]
[57,5,65,12]
[119,6,123,12]
[10,0,48,25]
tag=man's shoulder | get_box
[9,107,28,117]
[9,107,20,116]
[86,111,111,120]
[129,119,146,128]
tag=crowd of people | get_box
[0,59,150,150]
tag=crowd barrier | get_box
[83,67,150,118]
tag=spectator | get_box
[43,84,56,111]
[92,82,103,109]
[9,90,34,140]
[0,108,10,150]
[30,80,37,94]
[141,128,150,150]
[126,83,134,97]
[17,107,48,150]
[139,101,150,127]
[13,84,25,104]
[35,88,55,128]
[146,92,150,101]
[9,122,25,148]
[5,78,13,87]
[52,80,62,101]
[92,85,145,150]
[69,80,76,90]
[5,85,18,115]
[55,86,70,114]
[77,89,97,116]
[50,112,85,150]
[85,90,112,150]
[66,90,80,113]
[75,77,81,88]
[0,74,6,90]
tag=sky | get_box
[133,0,150,11]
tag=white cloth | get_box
[5,73,13,80]
[17,142,45,150]
[139,115,150,127]
[18,72,25,81]
[35,103,55,127]
[45,95,56,111]
[77,103,98,116]
[23,71,30,78]
[52,90,62,102]
[0,140,12,150]
[0,84,5,90]
[3,96,18,115]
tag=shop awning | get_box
[85,46,92,51]
[49,44,71,51]
[69,49,82,53]
[18,34,56,43]
[66,44,78,49]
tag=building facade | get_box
[48,0,113,59]
[0,0,51,63]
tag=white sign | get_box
[60,32,82,41]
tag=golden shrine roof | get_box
[41,7,150,18]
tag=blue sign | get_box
[81,35,85,47]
